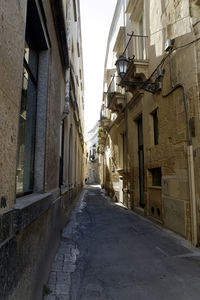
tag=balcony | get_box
[125,34,149,82]
[107,76,125,113]
[100,117,112,130]
[98,135,106,145]
[97,127,106,138]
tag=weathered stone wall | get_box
[0,0,26,211]
[102,0,200,244]
[189,0,200,243]
[146,1,199,239]
[148,0,192,69]
[41,1,65,192]
[0,188,81,300]
[103,120,125,201]
[0,0,85,299]
[86,160,100,183]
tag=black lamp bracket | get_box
[120,80,160,94]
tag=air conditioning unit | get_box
[164,39,175,52]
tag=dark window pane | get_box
[73,0,77,21]
[150,168,161,186]
[152,111,158,145]
[123,133,125,168]
[138,117,143,147]
[24,41,38,80]
[137,116,145,207]
[16,66,37,195]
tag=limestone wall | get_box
[0,0,85,298]
[0,0,26,210]
[101,0,200,244]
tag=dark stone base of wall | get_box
[0,186,82,300]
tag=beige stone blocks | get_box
[101,0,200,245]
[148,187,162,221]
[0,82,19,211]
[163,197,186,237]
[0,0,27,210]
[0,0,26,106]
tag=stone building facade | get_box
[0,0,84,299]
[100,0,200,246]
[85,122,100,184]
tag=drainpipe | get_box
[163,56,197,245]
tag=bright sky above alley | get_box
[80,0,117,132]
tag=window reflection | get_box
[16,41,38,196]
[24,41,30,65]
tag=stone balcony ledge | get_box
[125,59,149,82]
[100,118,112,129]
[107,92,125,113]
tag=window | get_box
[71,41,74,61]
[138,14,144,59]
[150,168,162,186]
[73,0,77,21]
[16,43,38,195]
[59,120,65,186]
[152,110,158,145]
[119,133,125,168]
[127,2,147,60]
[137,115,145,207]
[16,0,49,196]
[77,42,80,57]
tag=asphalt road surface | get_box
[45,185,200,300]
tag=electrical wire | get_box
[147,36,200,82]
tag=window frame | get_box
[16,0,50,197]
[16,41,39,197]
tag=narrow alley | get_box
[45,186,200,300]
[3,1,200,299]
